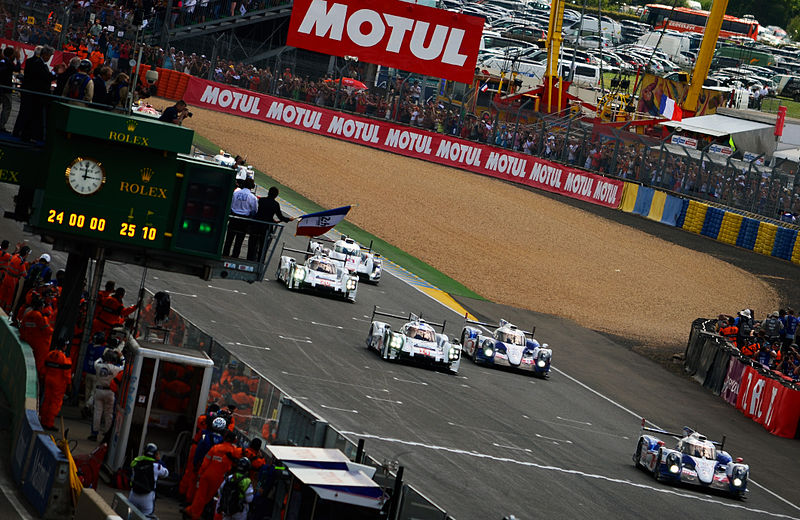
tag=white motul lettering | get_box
[298,0,347,40]
[764,386,778,426]
[347,9,385,47]
[266,102,284,119]
[230,91,243,110]
[399,132,411,149]
[409,22,448,61]
[415,135,431,154]
[485,151,500,170]
[449,143,460,161]
[441,28,468,66]
[362,123,379,142]
[295,106,307,123]
[385,128,402,147]
[240,95,254,113]
[749,379,765,417]
[343,119,356,138]
[328,115,345,134]
[218,90,233,108]
[249,97,261,115]
[383,14,413,52]
[200,86,220,104]
[582,178,593,196]
[283,105,297,123]
[436,140,454,159]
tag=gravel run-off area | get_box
[178,103,781,356]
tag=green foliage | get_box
[788,14,800,39]
[726,0,799,28]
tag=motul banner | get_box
[184,77,625,208]
[736,365,800,438]
[286,0,484,83]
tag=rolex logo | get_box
[126,119,138,132]
[140,167,154,183]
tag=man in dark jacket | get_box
[247,187,295,261]
[55,57,80,99]
[0,46,21,132]
[13,45,54,142]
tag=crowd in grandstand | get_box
[717,309,800,379]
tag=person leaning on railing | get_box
[0,45,21,133]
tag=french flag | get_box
[659,94,682,121]
[480,82,489,92]
[296,206,351,237]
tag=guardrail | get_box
[684,318,800,438]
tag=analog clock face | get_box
[66,158,106,195]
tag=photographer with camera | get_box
[159,99,193,125]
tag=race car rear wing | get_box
[464,315,535,337]
[371,305,447,332]
[281,244,315,257]
[308,236,380,256]
[639,419,726,450]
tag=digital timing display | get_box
[45,209,163,242]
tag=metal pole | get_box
[160,0,174,48]
[126,30,144,115]
[388,466,404,520]
[70,248,105,404]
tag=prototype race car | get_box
[276,245,358,302]
[366,306,461,374]
[633,422,749,498]
[461,318,551,377]
[308,235,382,283]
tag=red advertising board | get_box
[286,0,484,84]
[0,38,69,67]
[737,365,800,438]
[183,77,625,208]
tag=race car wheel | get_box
[460,331,470,358]
[652,448,664,481]
[633,439,646,470]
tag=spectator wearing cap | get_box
[735,309,754,347]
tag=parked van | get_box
[771,74,800,100]
[636,31,691,62]
[714,45,776,67]
[482,56,601,89]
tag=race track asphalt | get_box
[1,180,798,519]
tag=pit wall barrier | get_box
[684,318,800,438]
[0,311,74,519]
[619,181,800,266]
[153,304,451,519]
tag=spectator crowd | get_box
[716,308,800,380]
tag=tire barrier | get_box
[685,319,800,438]
[618,179,800,266]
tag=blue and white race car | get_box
[366,306,461,374]
[309,235,382,283]
[633,422,749,498]
[276,245,358,302]
[461,318,551,377]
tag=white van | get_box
[636,31,691,62]
[481,57,601,90]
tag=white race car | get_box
[213,150,237,167]
[634,423,749,498]
[366,306,461,374]
[461,318,551,377]
[308,235,382,283]
[276,245,358,302]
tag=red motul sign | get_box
[287,0,484,83]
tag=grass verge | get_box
[192,133,484,300]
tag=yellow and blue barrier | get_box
[617,181,799,266]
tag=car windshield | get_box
[308,259,336,274]
[496,330,525,345]
[336,243,360,255]
[406,325,436,341]
[681,440,715,459]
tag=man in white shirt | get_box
[224,178,258,258]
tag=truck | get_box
[713,44,776,67]
[636,31,691,62]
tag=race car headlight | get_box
[669,464,680,474]
[732,478,743,487]
[346,278,357,290]
[449,348,460,360]
[483,346,494,357]
[666,453,681,474]
[537,360,546,368]
[293,267,306,280]
[389,335,402,349]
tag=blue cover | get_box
[632,186,655,216]
[675,198,690,228]
[11,409,42,484]
[21,434,67,515]
[660,195,684,227]
[771,227,797,260]
[735,218,760,250]
[700,207,724,239]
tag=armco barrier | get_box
[685,319,800,438]
[0,312,39,435]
